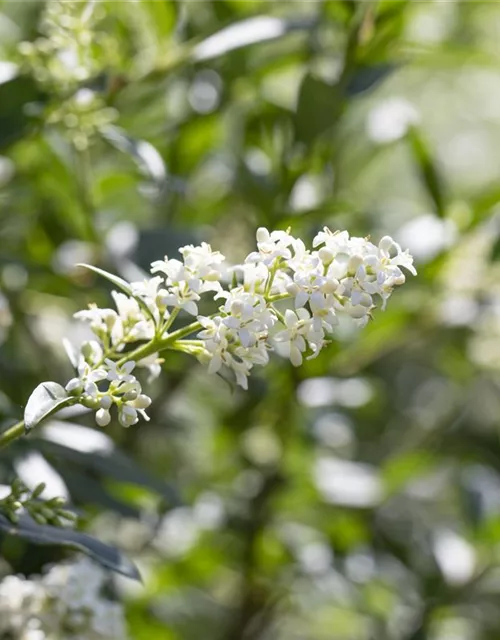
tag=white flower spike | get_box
[59,227,415,427]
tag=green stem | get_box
[115,318,205,367]
[5,294,294,449]
[0,420,25,450]
[116,340,161,368]
[159,308,179,337]
[267,293,289,303]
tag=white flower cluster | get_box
[196,227,415,387]
[0,557,127,640]
[64,227,414,426]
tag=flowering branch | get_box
[1,227,415,446]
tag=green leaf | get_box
[295,73,342,144]
[24,383,73,432]
[100,125,167,192]
[36,423,181,506]
[407,127,447,218]
[77,263,157,326]
[0,513,141,580]
[0,74,46,150]
[382,451,436,497]
[346,64,395,97]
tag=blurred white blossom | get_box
[366,97,419,144]
[0,557,127,639]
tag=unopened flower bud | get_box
[132,394,152,410]
[82,396,100,410]
[48,497,66,508]
[348,254,363,274]
[58,509,77,521]
[321,279,339,294]
[40,507,54,520]
[32,483,46,499]
[95,408,111,427]
[359,292,373,307]
[347,305,369,319]
[205,270,220,282]
[231,300,243,316]
[32,513,47,525]
[379,236,394,255]
[256,227,270,244]
[104,312,116,331]
[318,247,333,265]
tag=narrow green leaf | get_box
[192,15,316,62]
[77,263,157,326]
[408,127,446,218]
[0,513,141,580]
[100,125,167,191]
[24,383,74,432]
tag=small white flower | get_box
[179,241,226,283]
[65,361,107,397]
[273,308,323,367]
[118,404,138,428]
[246,227,296,266]
[74,304,118,336]
[104,359,135,382]
[111,291,155,342]
[136,353,162,382]
[130,394,152,410]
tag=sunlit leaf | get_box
[24,383,74,432]
[193,15,315,61]
[100,125,167,192]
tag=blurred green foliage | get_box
[3,0,500,638]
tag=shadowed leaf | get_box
[0,513,141,580]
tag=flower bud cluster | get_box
[64,227,414,426]
[18,1,119,149]
[0,479,76,527]
[18,1,114,92]
[0,557,127,639]
[65,355,152,429]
